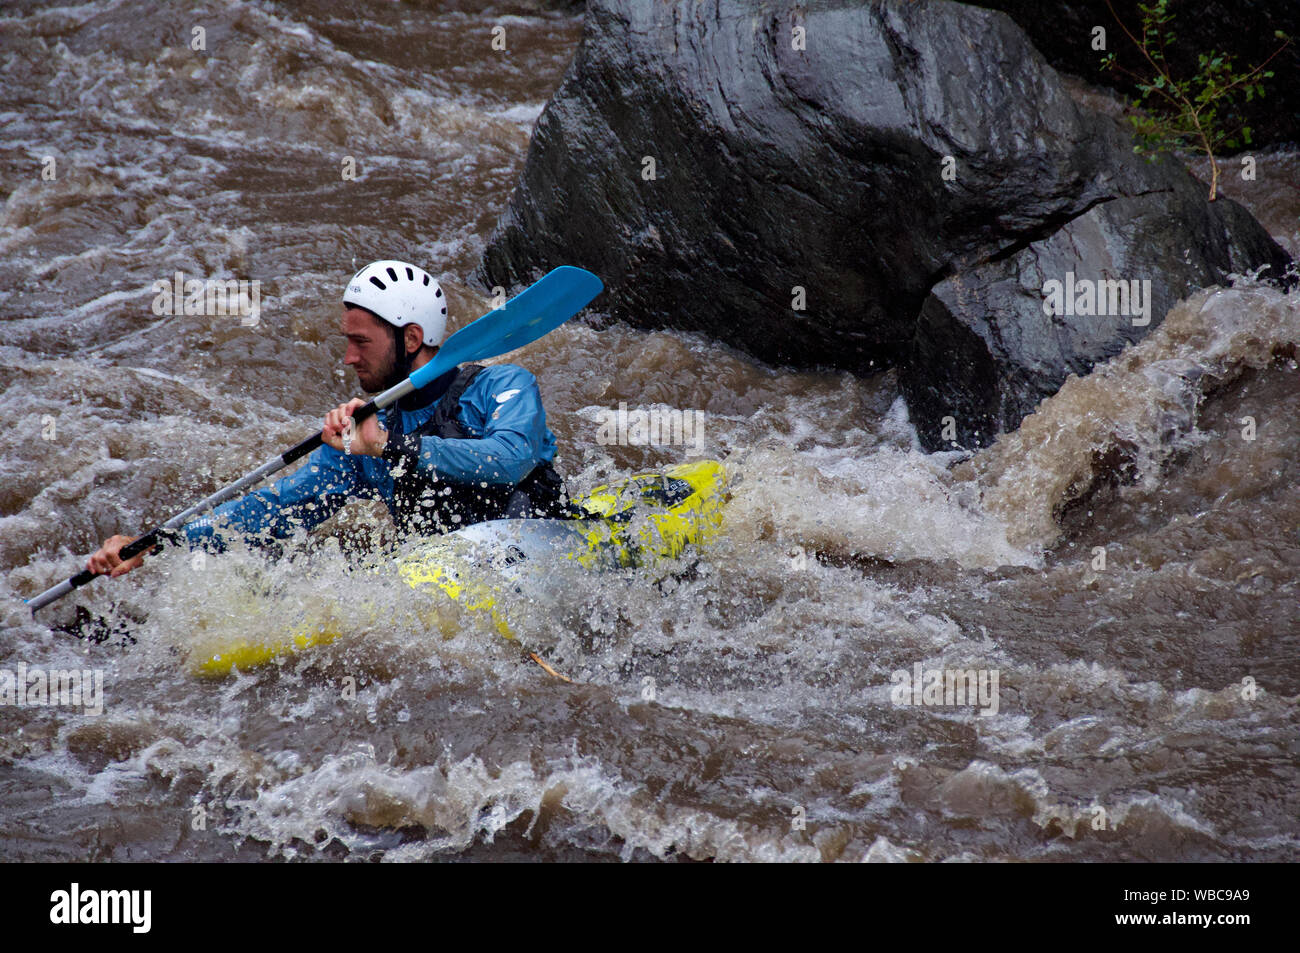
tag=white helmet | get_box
[343,260,447,347]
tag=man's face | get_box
[341,307,397,393]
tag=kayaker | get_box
[88,260,568,577]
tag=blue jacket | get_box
[184,363,558,548]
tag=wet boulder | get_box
[477,0,1291,449]
[906,175,1291,448]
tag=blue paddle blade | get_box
[410,266,603,390]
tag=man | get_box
[89,259,567,577]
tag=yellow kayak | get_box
[190,460,728,677]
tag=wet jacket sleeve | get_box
[182,443,366,549]
[381,366,551,486]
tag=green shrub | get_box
[1101,0,1290,200]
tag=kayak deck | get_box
[190,460,727,677]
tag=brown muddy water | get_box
[0,0,1297,862]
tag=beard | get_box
[357,331,408,393]
[355,356,393,394]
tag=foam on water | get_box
[963,281,1300,549]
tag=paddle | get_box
[25,265,604,613]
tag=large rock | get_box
[906,175,1291,448]
[478,0,1291,449]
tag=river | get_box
[1,0,1297,861]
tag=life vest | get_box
[384,364,568,535]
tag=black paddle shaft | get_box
[47,399,379,602]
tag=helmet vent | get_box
[422,275,430,286]
[435,287,443,297]
[386,266,398,282]
[369,276,387,290]
[406,267,414,280]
